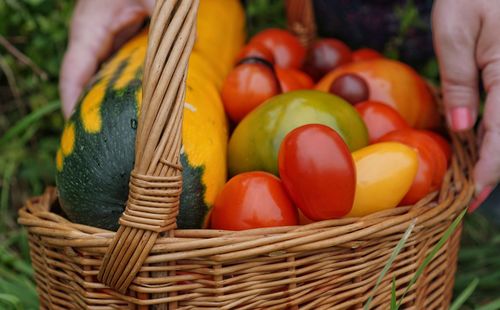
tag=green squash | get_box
[56,25,239,230]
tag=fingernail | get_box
[450,107,473,131]
[468,185,494,213]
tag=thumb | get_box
[60,0,149,119]
[60,3,115,118]
[432,0,481,132]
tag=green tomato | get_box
[228,90,369,176]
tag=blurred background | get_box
[0,0,499,309]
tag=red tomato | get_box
[221,62,280,122]
[378,129,447,204]
[421,130,452,164]
[211,172,298,230]
[298,209,314,225]
[275,67,314,92]
[250,28,306,69]
[417,132,448,189]
[352,48,383,62]
[355,101,409,143]
[278,124,356,220]
[235,42,275,64]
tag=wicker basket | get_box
[19,0,476,309]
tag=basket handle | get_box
[97,0,199,293]
[285,0,317,47]
[97,0,314,294]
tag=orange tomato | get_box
[316,59,439,129]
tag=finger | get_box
[60,1,115,118]
[473,2,500,195]
[474,74,500,194]
[59,0,147,118]
[432,0,481,132]
[139,0,155,14]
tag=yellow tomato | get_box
[347,142,418,217]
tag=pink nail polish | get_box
[468,185,494,213]
[450,107,473,131]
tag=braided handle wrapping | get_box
[285,0,316,47]
[97,0,199,293]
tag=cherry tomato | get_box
[352,48,383,62]
[235,42,275,64]
[250,28,306,69]
[329,73,370,104]
[378,129,447,204]
[278,124,356,220]
[421,130,452,164]
[211,172,298,230]
[275,67,314,92]
[303,38,352,81]
[355,101,409,143]
[222,61,280,122]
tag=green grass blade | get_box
[397,209,467,308]
[477,298,500,310]
[364,219,416,310]
[390,276,398,310]
[0,293,22,310]
[1,162,16,218]
[450,278,479,310]
[0,100,60,147]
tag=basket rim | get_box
[18,131,475,264]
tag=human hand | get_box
[432,0,500,211]
[60,0,154,118]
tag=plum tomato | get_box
[329,73,370,104]
[303,38,352,81]
[355,101,409,143]
[221,61,280,122]
[278,124,356,220]
[348,142,418,217]
[250,28,306,69]
[211,172,298,230]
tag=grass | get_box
[1,0,499,309]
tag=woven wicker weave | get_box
[19,0,476,309]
